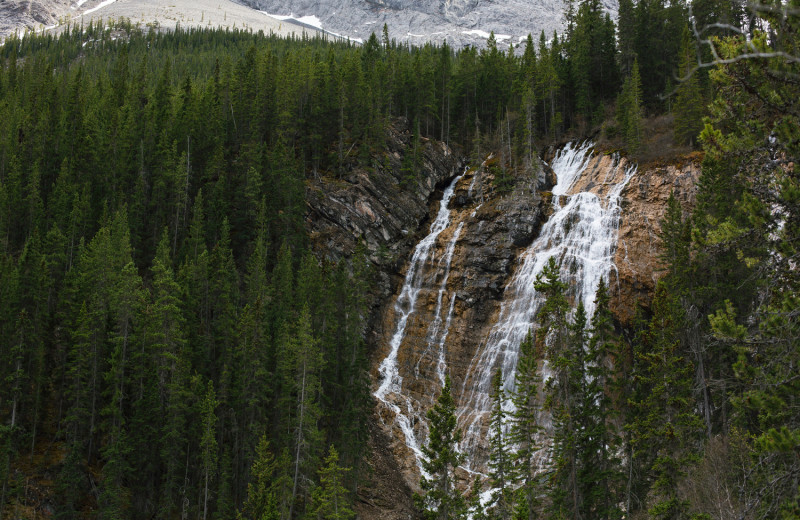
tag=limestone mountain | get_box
[235,0,619,47]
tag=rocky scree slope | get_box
[236,0,618,48]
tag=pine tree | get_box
[629,283,704,520]
[417,375,467,520]
[201,381,219,520]
[534,257,582,520]
[310,446,355,520]
[149,230,190,516]
[509,331,542,520]
[582,279,623,520]
[487,369,513,520]
[282,305,324,518]
[241,436,281,520]
[617,59,643,154]
[672,27,704,147]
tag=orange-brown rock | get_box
[369,158,551,490]
[306,129,701,510]
[611,159,700,323]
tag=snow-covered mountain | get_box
[240,0,619,48]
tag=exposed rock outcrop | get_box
[611,156,701,323]
[305,131,700,513]
[370,157,551,488]
[237,0,618,49]
[305,119,464,520]
[557,150,701,323]
[305,120,463,304]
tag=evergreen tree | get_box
[149,230,190,516]
[582,279,623,520]
[201,381,220,520]
[629,283,704,520]
[310,446,355,520]
[672,27,704,147]
[509,331,542,520]
[241,436,281,520]
[487,369,513,520]
[617,0,636,77]
[417,375,467,520]
[617,59,643,154]
[281,306,324,518]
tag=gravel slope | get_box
[1,0,325,41]
[235,0,619,48]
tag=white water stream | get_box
[374,143,635,480]
[374,171,465,475]
[458,142,636,467]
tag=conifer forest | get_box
[0,0,798,519]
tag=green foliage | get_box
[509,331,542,520]
[617,59,644,154]
[0,27,381,519]
[417,376,467,520]
[487,369,514,520]
[673,27,705,147]
[309,446,355,520]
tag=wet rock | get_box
[611,159,700,323]
[368,156,548,491]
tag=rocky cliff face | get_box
[371,157,552,488]
[1,0,68,38]
[610,156,701,324]
[305,134,700,517]
[305,119,463,298]
[560,151,701,323]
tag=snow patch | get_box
[461,29,511,41]
[82,0,118,16]
[462,29,491,38]
[261,12,324,30]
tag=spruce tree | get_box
[673,27,704,147]
[149,230,190,516]
[487,369,513,520]
[241,436,281,520]
[201,381,219,520]
[282,305,324,518]
[417,375,467,520]
[509,331,542,520]
[310,446,355,520]
[535,258,582,520]
[582,279,623,520]
[629,283,704,520]
[617,59,644,154]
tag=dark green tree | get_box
[416,375,467,520]
[309,446,355,520]
[673,27,704,147]
[487,369,513,520]
[509,331,542,520]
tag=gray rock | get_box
[235,0,619,48]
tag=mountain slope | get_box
[0,0,322,40]
[236,0,619,47]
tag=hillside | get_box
[0,0,323,40]
[0,3,798,520]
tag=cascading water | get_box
[374,170,465,474]
[458,142,636,468]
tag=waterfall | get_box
[458,142,636,468]
[374,171,465,475]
